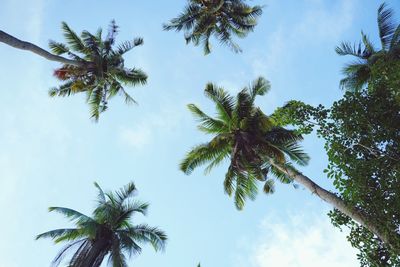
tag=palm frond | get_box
[187,103,228,134]
[120,87,138,105]
[390,24,400,49]
[113,201,149,227]
[265,127,303,144]
[106,19,119,47]
[117,231,142,257]
[202,27,214,55]
[51,239,87,267]
[335,42,364,58]
[204,146,230,174]
[112,182,137,205]
[125,224,167,252]
[224,166,236,196]
[163,3,201,32]
[94,182,106,204]
[61,22,86,53]
[49,41,70,55]
[249,76,270,100]
[233,171,258,210]
[270,163,294,184]
[80,30,100,56]
[277,141,310,166]
[49,81,80,97]
[339,62,371,91]
[204,83,235,123]
[377,3,395,50]
[115,38,143,56]
[36,228,81,242]
[88,86,105,121]
[360,31,376,54]
[263,179,275,194]
[215,24,242,53]
[49,41,83,61]
[115,68,148,86]
[180,136,231,174]
[48,207,95,225]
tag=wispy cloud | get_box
[1,0,45,41]
[250,0,357,77]
[119,125,152,148]
[295,0,355,42]
[241,211,359,267]
[118,101,188,149]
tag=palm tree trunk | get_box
[270,159,400,253]
[75,240,108,267]
[0,30,85,67]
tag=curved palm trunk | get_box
[0,30,84,67]
[270,160,400,253]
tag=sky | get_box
[0,0,399,266]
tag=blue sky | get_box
[0,0,399,266]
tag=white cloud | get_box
[247,212,359,267]
[250,0,356,77]
[295,0,355,42]
[119,125,152,148]
[1,0,45,41]
[118,101,188,149]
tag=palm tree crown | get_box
[36,182,167,267]
[180,77,309,209]
[49,20,147,120]
[336,3,400,91]
[163,0,263,54]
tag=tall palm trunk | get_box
[74,240,109,267]
[270,159,400,253]
[0,30,85,67]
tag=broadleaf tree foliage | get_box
[163,0,263,54]
[272,57,400,266]
[36,182,167,267]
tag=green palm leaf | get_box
[61,22,86,54]
[377,3,395,50]
[204,83,235,123]
[188,103,228,134]
[125,224,167,252]
[36,228,82,242]
[48,207,94,224]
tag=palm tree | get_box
[36,182,167,267]
[0,20,147,120]
[180,76,400,252]
[163,0,263,54]
[336,3,400,91]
